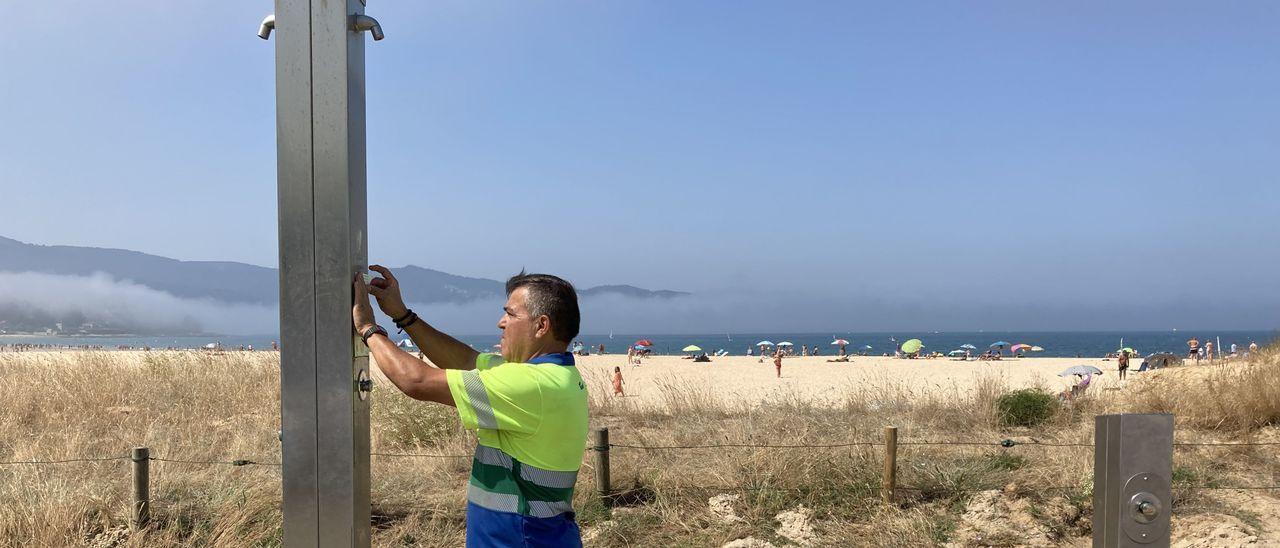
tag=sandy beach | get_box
[574,354,1125,407]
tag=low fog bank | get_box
[1,271,1273,337]
[411,291,1278,336]
[0,272,277,335]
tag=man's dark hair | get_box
[506,271,580,343]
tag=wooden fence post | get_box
[131,447,150,529]
[882,426,897,504]
[593,428,611,507]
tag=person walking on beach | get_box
[773,349,783,378]
[612,366,624,397]
[353,267,588,547]
[1118,350,1129,380]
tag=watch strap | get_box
[360,325,387,346]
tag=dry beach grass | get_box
[1,348,1278,546]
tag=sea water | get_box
[4,330,1274,358]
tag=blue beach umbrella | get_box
[756,340,775,347]
[990,341,1010,348]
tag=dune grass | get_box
[0,347,1277,546]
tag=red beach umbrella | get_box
[634,339,654,347]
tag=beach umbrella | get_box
[1118,347,1135,355]
[203,343,218,349]
[777,341,794,347]
[1010,344,1033,353]
[682,345,702,353]
[634,344,650,350]
[900,339,923,354]
[396,339,416,348]
[948,349,967,356]
[832,339,850,346]
[960,344,977,350]
[756,340,774,347]
[990,341,1010,348]
[1030,346,1044,352]
[1058,365,1103,377]
[634,339,654,347]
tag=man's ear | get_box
[535,315,552,339]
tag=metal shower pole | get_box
[261,1,383,545]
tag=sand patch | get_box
[708,493,744,523]
[947,489,1081,547]
[722,537,777,548]
[774,505,818,547]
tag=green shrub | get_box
[996,389,1057,427]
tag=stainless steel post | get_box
[1093,414,1173,547]
[264,1,383,545]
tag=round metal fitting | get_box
[356,369,371,401]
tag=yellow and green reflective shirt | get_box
[445,351,589,531]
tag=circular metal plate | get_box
[1122,473,1169,544]
[356,369,370,401]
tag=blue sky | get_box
[2,2,1278,329]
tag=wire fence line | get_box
[372,452,471,459]
[0,455,280,467]
[0,456,131,465]
[602,438,1280,451]
[4,437,1276,467]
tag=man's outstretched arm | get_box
[365,333,455,405]
[366,265,481,370]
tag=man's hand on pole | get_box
[352,273,378,334]
[367,265,409,319]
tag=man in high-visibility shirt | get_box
[352,266,588,547]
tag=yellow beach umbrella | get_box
[682,345,702,352]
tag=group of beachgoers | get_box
[1185,337,1258,363]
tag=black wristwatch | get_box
[360,325,388,346]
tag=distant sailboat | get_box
[609,330,614,339]
[727,333,732,341]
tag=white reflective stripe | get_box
[527,500,574,518]
[462,370,497,429]
[474,444,512,469]
[467,483,520,513]
[519,465,579,489]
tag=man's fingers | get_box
[369,265,396,283]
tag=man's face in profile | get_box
[498,287,539,362]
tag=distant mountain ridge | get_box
[0,235,689,305]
